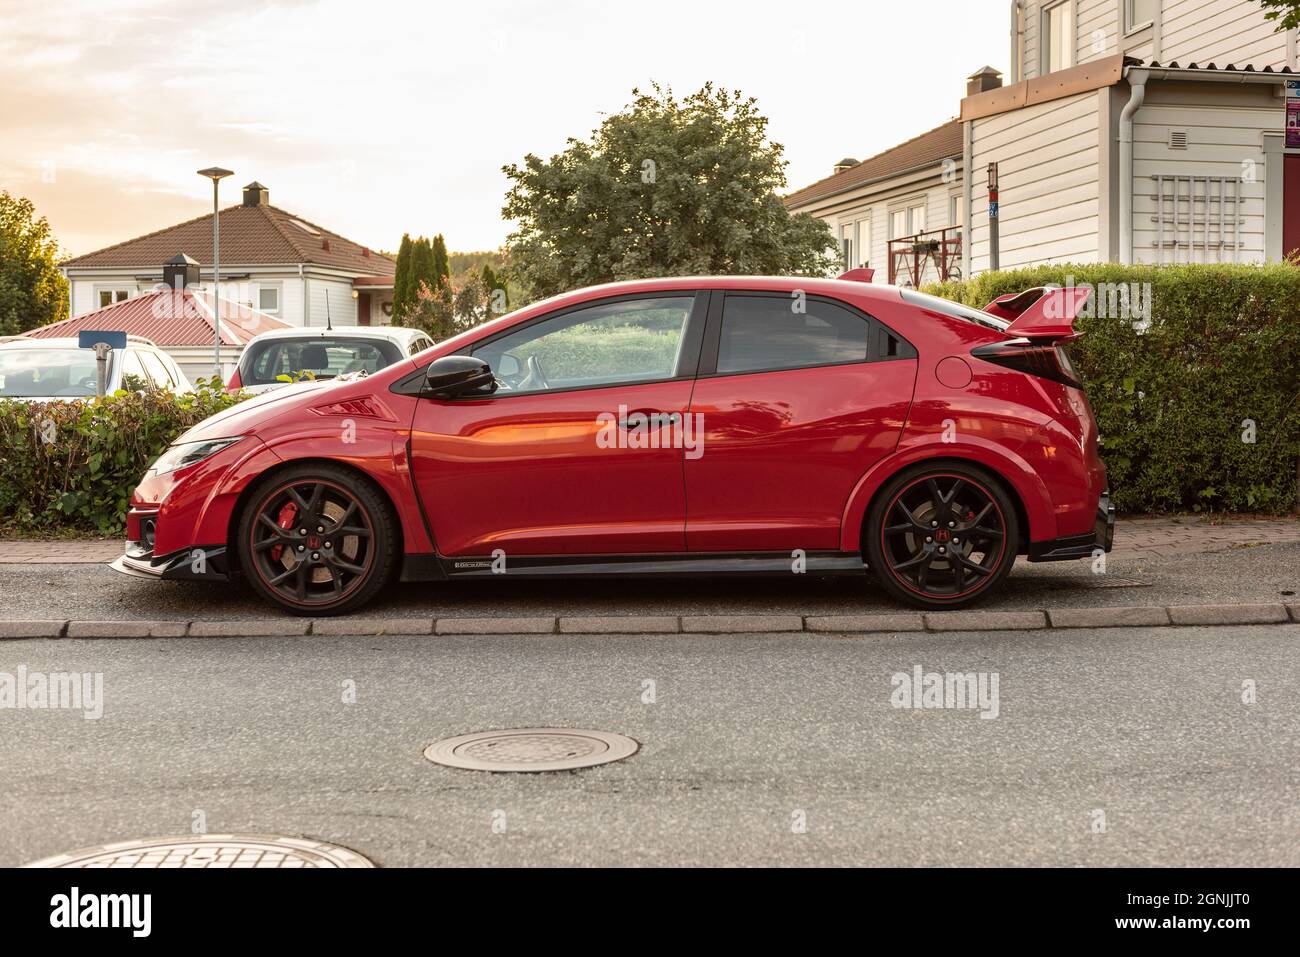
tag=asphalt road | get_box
[1,623,1297,867]
[1,540,1297,621]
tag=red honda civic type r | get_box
[112,273,1113,615]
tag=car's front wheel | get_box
[236,464,398,615]
[865,463,1019,610]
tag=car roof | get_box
[243,325,429,345]
[0,335,164,350]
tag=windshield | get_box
[239,337,402,385]
[0,348,111,398]
[900,288,1010,331]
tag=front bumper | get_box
[110,544,231,582]
[1027,490,1115,562]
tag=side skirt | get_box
[401,551,866,582]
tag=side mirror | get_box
[424,355,497,400]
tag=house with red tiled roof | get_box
[32,254,292,380]
[61,183,396,328]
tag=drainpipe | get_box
[962,120,973,279]
[1119,69,1148,266]
[1009,0,1023,83]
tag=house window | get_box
[840,217,870,269]
[97,287,132,308]
[1043,1,1074,73]
[1125,0,1155,33]
[910,203,926,235]
[255,284,281,314]
[949,193,963,231]
[891,203,927,240]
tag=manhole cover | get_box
[23,835,374,868]
[424,728,639,772]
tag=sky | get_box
[0,0,1007,259]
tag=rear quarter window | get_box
[716,294,870,375]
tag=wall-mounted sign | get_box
[1288,80,1300,149]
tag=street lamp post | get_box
[197,167,234,379]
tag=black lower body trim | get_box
[110,545,230,582]
[397,550,865,582]
[1027,490,1115,562]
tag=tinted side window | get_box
[717,295,870,375]
[473,296,693,395]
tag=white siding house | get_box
[967,89,1103,273]
[788,1,1300,279]
[782,121,965,287]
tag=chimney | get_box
[162,253,200,290]
[242,181,269,207]
[833,157,859,175]
[967,66,1003,96]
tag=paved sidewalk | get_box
[0,540,121,563]
[1115,516,1300,558]
[1,516,1297,564]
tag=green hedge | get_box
[0,379,245,535]
[922,263,1300,514]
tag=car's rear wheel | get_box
[865,463,1019,610]
[237,464,397,616]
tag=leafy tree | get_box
[431,234,451,289]
[1255,0,1300,30]
[0,191,68,336]
[403,274,494,341]
[502,83,840,300]
[416,237,439,296]
[481,263,509,316]
[392,233,414,322]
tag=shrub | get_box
[922,263,1300,514]
[0,378,246,535]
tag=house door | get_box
[356,292,371,326]
[1285,154,1300,260]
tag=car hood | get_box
[175,360,419,444]
[177,379,334,443]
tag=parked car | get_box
[226,326,434,394]
[113,274,1113,614]
[0,335,191,401]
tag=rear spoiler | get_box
[984,286,1091,340]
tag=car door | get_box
[408,292,707,557]
[684,290,917,552]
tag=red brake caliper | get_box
[269,502,298,562]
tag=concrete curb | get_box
[0,603,1296,639]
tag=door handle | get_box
[618,409,682,428]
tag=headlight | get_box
[150,438,242,475]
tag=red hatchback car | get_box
[112,273,1113,615]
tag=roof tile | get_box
[784,119,963,210]
[26,288,292,347]
[64,203,395,276]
